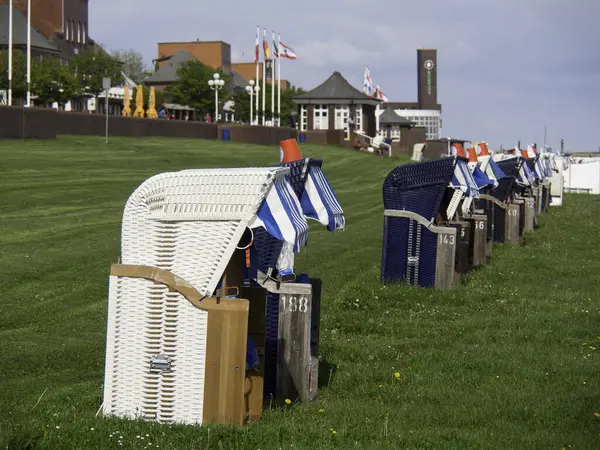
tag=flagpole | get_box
[271,31,276,127]
[277,32,281,127]
[8,0,13,106]
[262,28,266,126]
[255,25,259,125]
[26,0,31,107]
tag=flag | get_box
[279,41,297,59]
[363,66,375,96]
[263,29,272,60]
[376,85,389,102]
[255,27,259,63]
[272,37,279,58]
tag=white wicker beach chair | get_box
[103,167,305,427]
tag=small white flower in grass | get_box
[90,427,94,431]
[55,426,60,429]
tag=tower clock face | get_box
[424,59,434,71]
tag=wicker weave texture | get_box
[104,168,287,426]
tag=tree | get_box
[31,57,79,108]
[72,48,123,99]
[0,50,27,100]
[111,48,149,84]
[232,84,305,125]
[166,60,229,116]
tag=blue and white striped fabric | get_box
[533,160,544,181]
[300,166,345,231]
[472,165,494,188]
[249,176,309,252]
[450,160,480,198]
[516,162,537,187]
[535,158,547,181]
[489,159,506,182]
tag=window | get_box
[391,126,401,141]
[82,24,86,44]
[355,106,362,133]
[65,20,69,41]
[300,106,307,131]
[334,105,349,131]
[77,22,81,43]
[313,104,328,130]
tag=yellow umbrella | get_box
[146,87,158,119]
[133,84,145,118]
[121,84,132,117]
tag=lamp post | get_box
[208,73,225,123]
[253,85,260,125]
[245,79,255,125]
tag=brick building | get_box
[0,5,60,58]
[149,41,291,92]
[0,0,95,59]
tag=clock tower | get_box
[417,48,438,110]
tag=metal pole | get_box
[271,31,275,126]
[8,0,13,106]
[249,88,253,125]
[105,91,108,144]
[277,32,281,127]
[26,0,31,107]
[214,88,218,123]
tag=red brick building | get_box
[0,0,94,59]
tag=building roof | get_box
[144,50,197,84]
[0,5,59,53]
[293,71,381,105]
[379,107,415,126]
[158,40,229,46]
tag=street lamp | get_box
[245,80,260,125]
[208,73,225,123]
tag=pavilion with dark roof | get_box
[293,71,379,137]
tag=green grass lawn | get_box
[1,136,600,449]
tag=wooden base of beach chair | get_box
[435,226,458,289]
[469,214,488,267]
[506,203,522,245]
[523,197,536,233]
[480,195,521,246]
[474,202,494,258]
[449,220,472,285]
[250,276,322,404]
[384,210,457,290]
[535,186,543,215]
[542,182,551,214]
[105,265,250,427]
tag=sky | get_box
[90,0,600,152]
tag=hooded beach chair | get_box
[473,142,508,256]
[485,154,525,244]
[381,155,477,290]
[463,145,495,265]
[546,153,564,206]
[446,143,480,278]
[246,139,344,403]
[103,167,310,427]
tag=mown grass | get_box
[1,136,599,449]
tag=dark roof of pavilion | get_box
[293,71,381,105]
